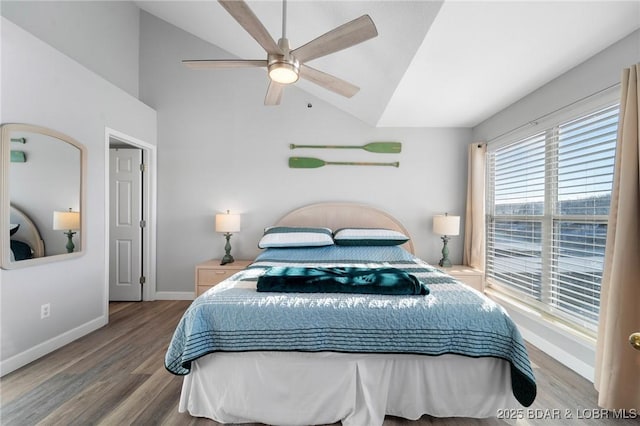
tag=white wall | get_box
[0,1,140,98]
[0,18,157,374]
[473,29,640,142]
[472,29,640,382]
[138,12,471,296]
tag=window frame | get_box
[485,89,620,336]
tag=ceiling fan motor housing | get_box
[267,38,300,84]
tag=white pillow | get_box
[333,228,410,246]
[258,226,334,248]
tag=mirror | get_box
[1,123,86,269]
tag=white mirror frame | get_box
[0,123,86,269]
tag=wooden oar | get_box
[289,157,399,168]
[10,151,26,163]
[290,141,401,154]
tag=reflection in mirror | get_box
[1,124,85,269]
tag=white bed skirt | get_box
[179,351,519,425]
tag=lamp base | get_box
[220,233,235,265]
[438,258,452,268]
[438,235,451,267]
[64,230,76,253]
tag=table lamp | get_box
[53,208,80,253]
[215,210,241,265]
[433,213,460,267]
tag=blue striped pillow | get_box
[333,228,409,246]
[258,226,334,248]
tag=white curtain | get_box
[594,64,640,410]
[463,143,486,270]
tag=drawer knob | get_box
[630,333,640,351]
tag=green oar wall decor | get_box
[289,157,399,169]
[290,141,401,154]
[11,151,26,163]
[10,138,27,162]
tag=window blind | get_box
[487,133,545,299]
[548,104,618,325]
[486,103,619,330]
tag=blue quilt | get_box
[165,246,536,407]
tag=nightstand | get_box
[436,265,484,293]
[195,259,253,296]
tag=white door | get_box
[109,148,143,301]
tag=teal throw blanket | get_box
[257,267,428,295]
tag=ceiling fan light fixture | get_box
[268,61,299,84]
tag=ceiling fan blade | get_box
[218,0,282,55]
[292,15,378,63]
[299,65,359,98]
[265,81,284,106]
[183,60,267,69]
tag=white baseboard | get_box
[154,291,195,300]
[0,315,107,377]
[486,289,595,382]
[518,325,595,382]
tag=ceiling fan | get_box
[182,0,378,105]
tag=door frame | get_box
[105,127,157,302]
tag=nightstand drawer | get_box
[194,260,253,297]
[453,274,484,292]
[197,285,217,297]
[436,265,484,293]
[197,269,235,286]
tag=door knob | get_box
[630,333,640,351]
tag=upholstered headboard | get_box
[275,202,415,254]
[10,204,45,258]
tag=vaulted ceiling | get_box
[136,1,640,128]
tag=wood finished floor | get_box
[1,300,636,425]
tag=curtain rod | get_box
[486,82,621,144]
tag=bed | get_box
[166,202,536,425]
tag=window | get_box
[486,103,619,332]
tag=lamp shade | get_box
[215,211,241,233]
[53,210,80,231]
[433,214,460,236]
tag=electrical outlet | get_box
[40,303,50,319]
